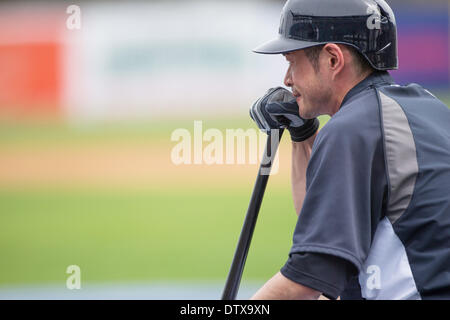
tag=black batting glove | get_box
[250,87,319,142]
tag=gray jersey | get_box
[285,71,450,300]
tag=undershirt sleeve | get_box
[280,252,358,300]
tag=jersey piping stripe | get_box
[379,91,419,224]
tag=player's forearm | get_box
[251,272,321,300]
[291,131,317,215]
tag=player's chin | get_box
[296,98,305,114]
[298,103,312,119]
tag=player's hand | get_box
[250,87,319,142]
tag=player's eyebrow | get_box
[283,53,293,61]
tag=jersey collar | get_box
[340,71,395,108]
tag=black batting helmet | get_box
[253,0,398,70]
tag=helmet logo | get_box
[366,5,381,30]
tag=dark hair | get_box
[304,44,374,74]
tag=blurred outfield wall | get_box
[0,0,448,121]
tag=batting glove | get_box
[250,87,319,142]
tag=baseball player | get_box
[249,0,450,300]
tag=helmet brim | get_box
[253,36,323,54]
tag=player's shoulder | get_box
[316,86,382,144]
[379,82,450,113]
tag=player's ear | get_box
[322,44,345,79]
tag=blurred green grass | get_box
[0,117,250,146]
[0,115,332,147]
[0,114,311,286]
[0,185,297,286]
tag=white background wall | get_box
[62,1,290,121]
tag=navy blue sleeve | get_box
[281,252,357,300]
[289,107,387,273]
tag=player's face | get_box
[283,50,333,119]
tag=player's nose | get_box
[284,66,293,87]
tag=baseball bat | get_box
[221,129,284,300]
